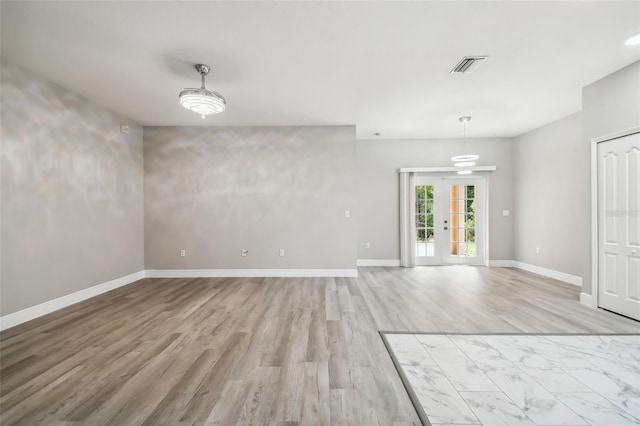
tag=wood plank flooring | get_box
[0,266,637,425]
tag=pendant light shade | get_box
[452,116,479,174]
[451,155,479,162]
[179,64,226,118]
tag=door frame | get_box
[590,126,640,309]
[414,173,489,266]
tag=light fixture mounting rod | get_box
[195,64,211,76]
[195,64,211,89]
[459,116,471,123]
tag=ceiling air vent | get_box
[451,56,488,74]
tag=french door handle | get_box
[443,226,448,230]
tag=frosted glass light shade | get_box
[179,88,226,118]
[451,154,479,162]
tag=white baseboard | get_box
[0,268,360,331]
[145,269,359,278]
[488,260,582,287]
[514,262,582,287]
[357,259,401,267]
[0,270,146,332]
[1,262,586,332]
[487,260,517,267]
[580,292,597,308]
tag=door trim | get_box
[590,126,640,309]
[399,166,497,173]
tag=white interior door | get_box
[415,177,485,265]
[597,132,640,320]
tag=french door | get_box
[415,177,485,265]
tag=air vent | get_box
[451,56,488,74]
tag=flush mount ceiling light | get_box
[179,64,226,118]
[625,32,640,46]
[451,116,479,174]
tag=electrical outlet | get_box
[535,247,540,255]
[180,249,186,257]
[503,210,510,217]
[279,249,285,257]
[242,249,249,257]
[365,242,370,249]
[120,125,130,134]
[345,210,350,218]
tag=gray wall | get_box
[356,138,514,261]
[4,57,636,316]
[1,63,144,316]
[144,126,357,269]
[581,60,640,295]
[513,113,584,277]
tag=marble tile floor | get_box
[383,333,640,426]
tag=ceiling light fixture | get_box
[451,116,479,174]
[625,32,640,46]
[179,64,226,118]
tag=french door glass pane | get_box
[415,185,435,257]
[449,184,476,258]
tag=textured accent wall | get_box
[0,64,144,316]
[144,126,357,269]
[356,138,514,261]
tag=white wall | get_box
[582,60,640,295]
[513,112,584,277]
[356,138,514,262]
[1,63,144,316]
[144,126,357,270]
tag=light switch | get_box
[345,210,350,218]
[502,210,510,217]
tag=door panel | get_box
[444,183,482,264]
[603,152,618,243]
[415,184,437,261]
[597,132,640,320]
[629,148,640,246]
[629,257,640,301]
[603,253,618,295]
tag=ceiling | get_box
[1,1,639,139]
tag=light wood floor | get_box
[1,266,637,425]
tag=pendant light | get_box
[179,64,226,118]
[451,116,479,174]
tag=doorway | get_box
[595,131,640,320]
[415,177,486,265]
